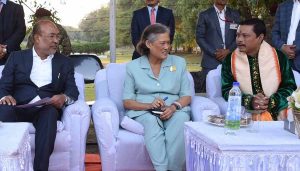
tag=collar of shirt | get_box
[31,47,53,88]
[0,0,7,5]
[214,4,226,48]
[140,55,172,69]
[32,47,54,62]
[214,4,226,14]
[147,5,158,17]
[295,0,300,4]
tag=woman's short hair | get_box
[136,23,170,56]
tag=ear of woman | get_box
[146,40,152,48]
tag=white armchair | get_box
[29,72,91,171]
[0,66,90,171]
[92,63,219,171]
[206,64,300,115]
[206,65,228,115]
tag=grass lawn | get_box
[101,48,202,71]
[85,48,202,101]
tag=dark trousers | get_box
[291,58,300,73]
[0,105,59,171]
[191,67,211,93]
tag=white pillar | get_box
[109,0,116,63]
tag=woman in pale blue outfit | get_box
[123,23,191,171]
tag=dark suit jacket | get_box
[272,0,300,72]
[0,49,79,105]
[0,0,26,64]
[196,6,240,70]
[131,6,175,60]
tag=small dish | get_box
[206,115,250,127]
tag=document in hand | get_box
[16,97,51,108]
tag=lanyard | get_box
[217,11,235,24]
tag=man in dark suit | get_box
[131,0,175,60]
[0,0,26,65]
[196,0,240,92]
[0,20,79,170]
[272,0,300,73]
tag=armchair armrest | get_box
[92,98,120,171]
[191,96,220,121]
[61,100,91,171]
[211,97,228,115]
[92,98,120,136]
[62,100,91,131]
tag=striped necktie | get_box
[150,8,156,25]
[0,2,3,13]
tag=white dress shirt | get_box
[29,47,53,103]
[214,5,226,48]
[287,0,300,45]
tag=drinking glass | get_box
[245,109,264,133]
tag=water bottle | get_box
[225,82,241,135]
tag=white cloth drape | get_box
[0,123,32,171]
[184,121,300,171]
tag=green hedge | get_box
[72,42,109,54]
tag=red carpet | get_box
[85,154,102,171]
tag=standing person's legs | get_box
[292,58,300,74]
[32,105,59,171]
[200,67,211,93]
[192,67,211,93]
[164,111,190,171]
[135,114,168,171]
[0,105,17,122]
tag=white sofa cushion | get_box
[120,116,144,135]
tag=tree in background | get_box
[112,0,285,52]
[174,0,210,53]
[79,7,109,43]
[116,0,143,47]
[174,0,285,50]
[70,7,110,54]
[17,0,286,53]
[64,26,84,41]
[13,0,60,41]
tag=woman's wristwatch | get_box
[171,101,182,110]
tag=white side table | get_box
[184,121,300,171]
[0,122,32,171]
